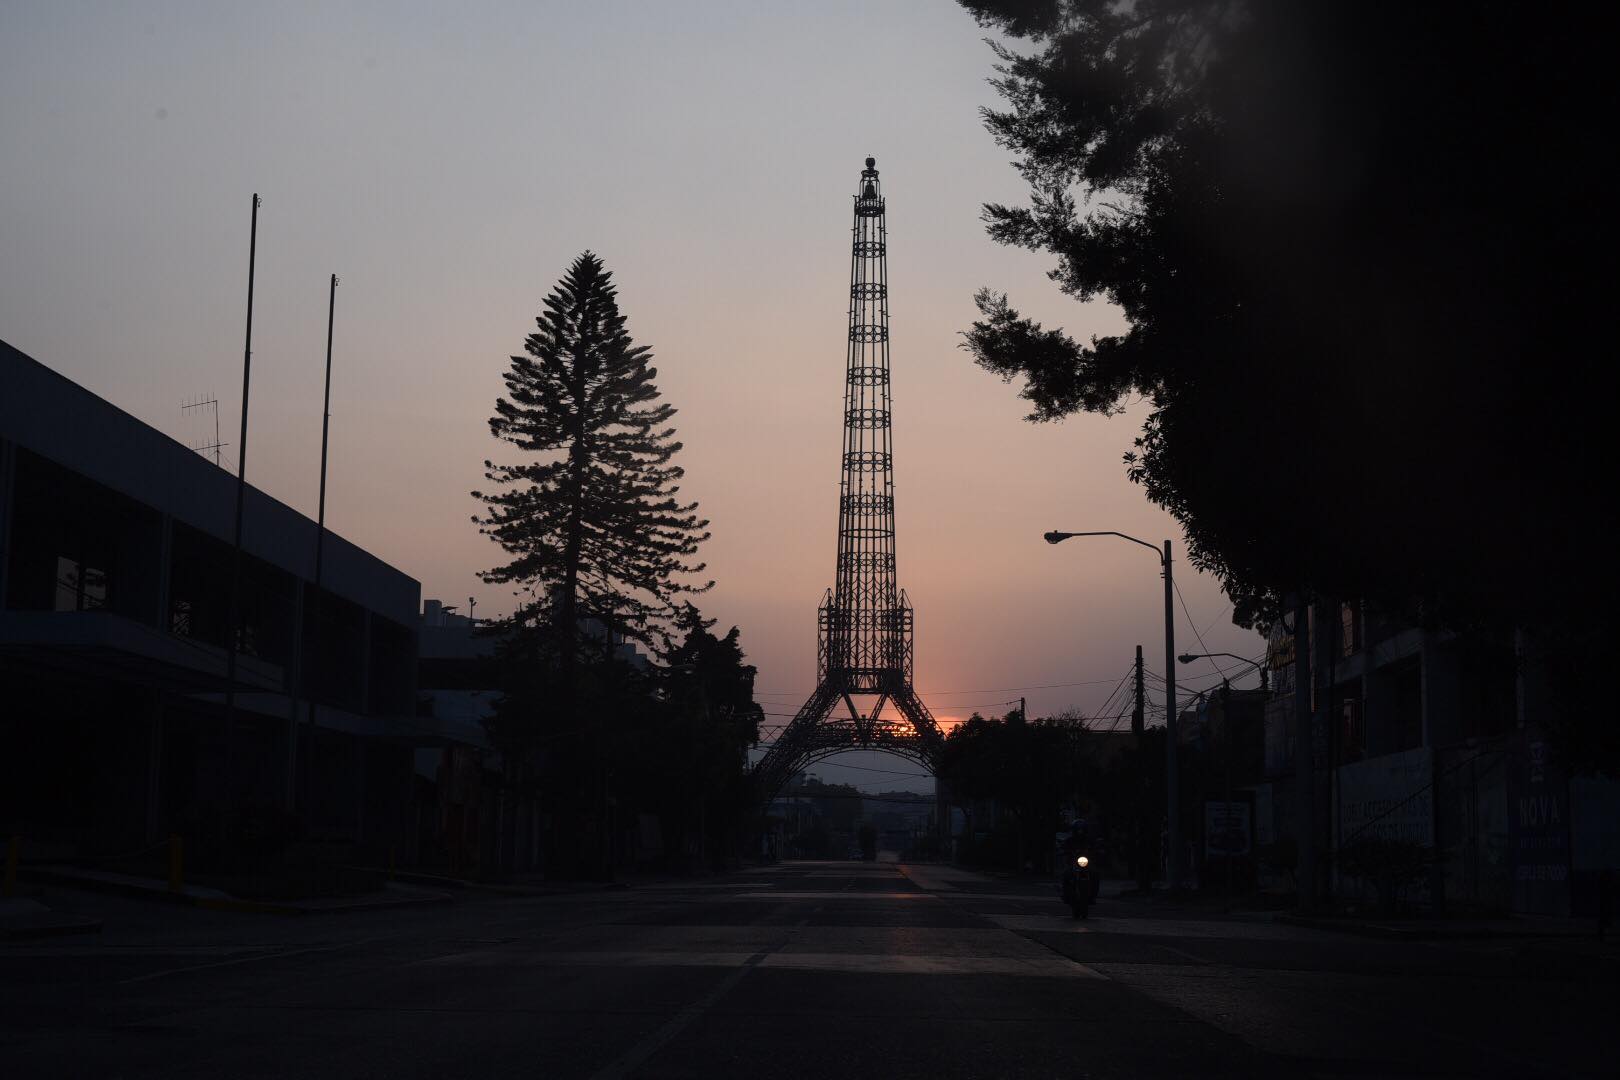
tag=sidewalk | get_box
[0,896,102,939]
[1277,909,1611,941]
[19,864,451,916]
[377,866,701,896]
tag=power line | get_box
[752,674,1149,698]
[1197,602,1233,640]
[1172,577,1228,682]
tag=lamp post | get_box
[1045,530,1184,890]
[1178,653,1266,908]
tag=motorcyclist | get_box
[1057,817,1097,917]
[1061,818,1091,861]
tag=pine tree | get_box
[474,252,711,686]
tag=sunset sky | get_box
[1,1,1264,792]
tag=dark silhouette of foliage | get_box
[620,604,765,868]
[957,1,1610,767]
[472,253,717,874]
[474,251,711,668]
[938,707,1094,869]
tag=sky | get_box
[0,1,1264,793]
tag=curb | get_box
[350,867,565,897]
[1275,913,1601,941]
[20,865,208,908]
[20,866,452,917]
[355,867,668,897]
[0,918,104,940]
[0,897,104,940]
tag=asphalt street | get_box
[2,860,1612,1078]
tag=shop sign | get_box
[1204,800,1251,857]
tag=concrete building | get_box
[0,338,426,872]
[1255,596,1619,916]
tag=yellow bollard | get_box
[3,835,18,898]
[167,834,184,893]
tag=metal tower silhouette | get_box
[755,157,944,798]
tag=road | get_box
[2,860,1612,1078]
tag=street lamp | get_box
[1045,530,1185,890]
[1178,652,1268,691]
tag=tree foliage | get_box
[474,251,711,670]
[624,604,766,850]
[957,1,1605,654]
[938,708,1096,868]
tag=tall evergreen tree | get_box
[474,251,711,690]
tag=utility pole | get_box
[1163,540,1182,890]
[1132,647,1145,737]
[222,193,260,793]
[1294,594,1316,910]
[300,274,338,815]
[1133,645,1151,892]
[1222,677,1234,909]
[1042,530,1183,890]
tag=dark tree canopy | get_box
[958,1,1607,649]
[657,602,766,795]
[474,252,711,666]
[939,710,1091,821]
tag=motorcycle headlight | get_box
[1076,855,1089,868]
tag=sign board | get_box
[1338,746,1434,849]
[1509,738,1570,914]
[1204,800,1251,857]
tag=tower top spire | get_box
[858,156,881,209]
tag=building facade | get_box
[1253,595,1618,917]
[0,339,426,873]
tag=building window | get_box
[54,555,107,612]
[1392,661,1423,751]
[1340,600,1362,658]
[170,598,193,636]
[1340,697,1364,763]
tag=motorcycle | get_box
[1060,850,1099,919]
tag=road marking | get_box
[932,892,1073,902]
[119,940,372,985]
[641,882,776,890]
[0,945,282,958]
[1155,944,1211,965]
[763,952,1104,978]
[420,949,1104,979]
[710,891,933,901]
[588,945,777,1080]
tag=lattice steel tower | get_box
[754,158,944,799]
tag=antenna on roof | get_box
[180,394,227,467]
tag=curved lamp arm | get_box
[1044,530,1165,563]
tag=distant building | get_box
[861,790,935,857]
[411,596,653,878]
[415,597,501,876]
[0,338,424,866]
